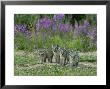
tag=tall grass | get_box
[15,31,96,52]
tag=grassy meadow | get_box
[14,50,96,76]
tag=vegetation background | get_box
[14,14,97,76]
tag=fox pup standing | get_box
[52,45,60,64]
[68,50,79,67]
[37,48,53,63]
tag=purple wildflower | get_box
[36,18,53,30]
[75,20,91,36]
[14,24,31,37]
[84,20,90,27]
[52,21,57,32]
[59,23,70,32]
[93,27,96,30]
[36,19,40,31]
[43,18,52,29]
[53,14,64,21]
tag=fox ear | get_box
[58,47,60,50]
[52,44,53,48]
[64,47,65,49]
[56,44,59,47]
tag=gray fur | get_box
[68,51,80,67]
[52,45,60,64]
[37,45,80,67]
[59,47,69,66]
[37,48,53,63]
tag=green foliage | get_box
[86,14,97,26]
[14,14,38,30]
[36,34,44,48]
[14,55,37,66]
[14,14,97,52]
[15,32,96,52]
[14,32,34,51]
[73,14,86,25]
[14,64,96,76]
[68,38,83,51]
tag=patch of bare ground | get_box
[78,62,96,68]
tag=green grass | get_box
[15,32,97,52]
[14,64,96,76]
[79,52,97,62]
[14,51,97,76]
